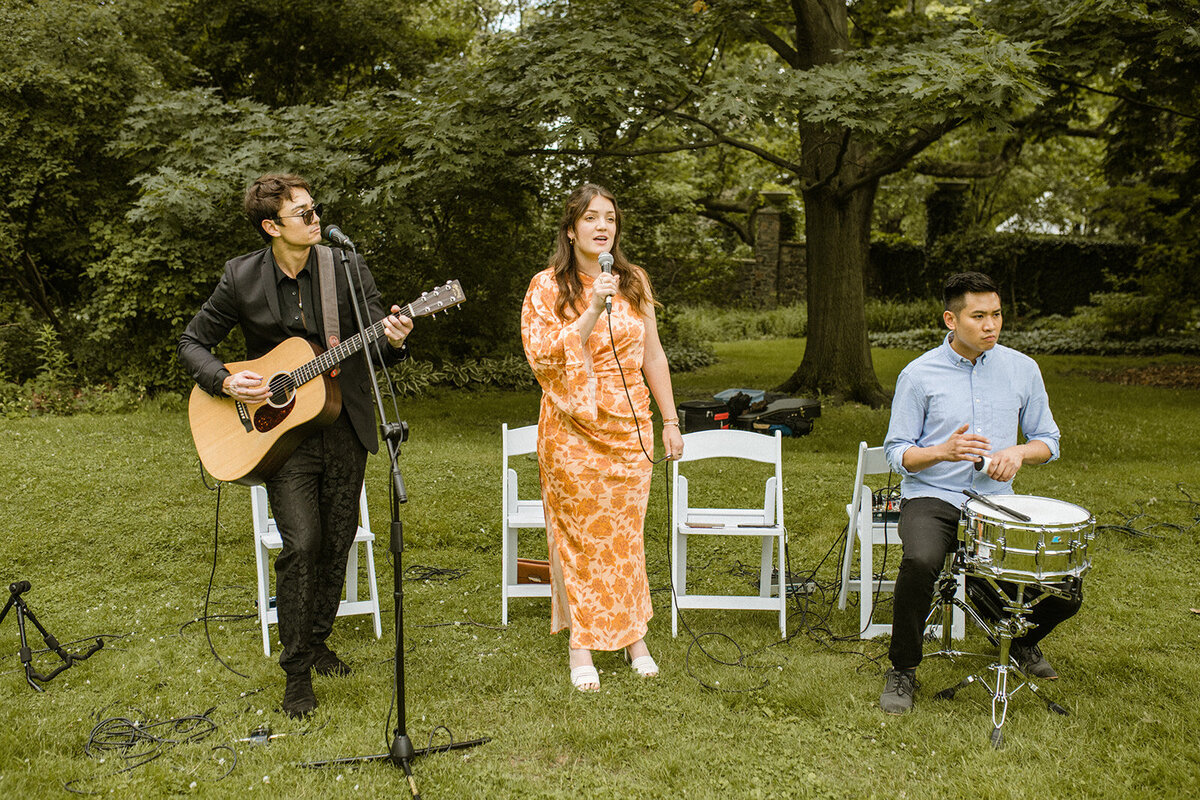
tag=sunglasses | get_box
[275,203,323,226]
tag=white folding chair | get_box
[836,441,965,640]
[501,423,549,624]
[670,429,787,637]
[251,483,382,656]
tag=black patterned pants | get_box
[264,413,367,675]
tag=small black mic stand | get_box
[302,245,486,795]
[0,580,103,691]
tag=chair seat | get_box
[259,524,375,550]
[508,500,546,528]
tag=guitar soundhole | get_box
[253,373,296,432]
[265,373,295,408]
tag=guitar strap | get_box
[315,245,341,378]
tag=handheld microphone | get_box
[323,225,354,248]
[598,251,614,313]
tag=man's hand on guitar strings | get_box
[222,370,271,403]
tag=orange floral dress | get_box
[521,268,655,651]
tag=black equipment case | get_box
[735,398,821,437]
[678,400,732,433]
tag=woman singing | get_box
[521,183,684,692]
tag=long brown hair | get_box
[548,183,658,320]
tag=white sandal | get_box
[629,654,659,678]
[570,665,601,692]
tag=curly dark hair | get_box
[244,173,311,243]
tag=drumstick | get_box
[962,489,1032,522]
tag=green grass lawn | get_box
[2,341,1198,798]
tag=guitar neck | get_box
[291,302,415,387]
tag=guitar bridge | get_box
[235,400,253,433]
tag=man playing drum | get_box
[879,271,1082,714]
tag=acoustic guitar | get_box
[188,280,465,485]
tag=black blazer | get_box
[178,246,405,453]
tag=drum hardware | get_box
[963,488,1031,522]
[928,494,1093,749]
[933,578,1069,749]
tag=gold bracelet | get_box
[662,419,679,427]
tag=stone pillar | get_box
[751,201,781,309]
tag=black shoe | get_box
[1011,642,1058,680]
[313,645,352,677]
[282,670,318,718]
[880,668,917,714]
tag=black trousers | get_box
[264,413,367,675]
[888,496,1082,671]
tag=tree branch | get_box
[697,207,751,244]
[1057,77,1200,123]
[840,119,961,197]
[912,134,1025,179]
[653,107,805,174]
[747,20,799,68]
[520,139,722,158]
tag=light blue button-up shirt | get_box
[884,333,1061,509]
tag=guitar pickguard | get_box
[252,397,296,432]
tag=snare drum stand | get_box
[933,578,1068,749]
[923,550,993,661]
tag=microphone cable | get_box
[196,462,250,679]
[598,283,779,691]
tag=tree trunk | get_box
[777,178,889,407]
[780,0,889,407]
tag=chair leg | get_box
[365,537,381,639]
[777,532,787,637]
[758,536,773,598]
[837,514,857,610]
[345,538,360,603]
[859,524,875,639]
[671,532,687,637]
[501,526,516,626]
[255,541,272,657]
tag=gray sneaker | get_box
[1011,642,1058,679]
[879,668,917,714]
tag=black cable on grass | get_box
[1096,484,1200,539]
[404,564,469,582]
[198,473,249,679]
[179,613,256,636]
[64,709,235,795]
[412,610,506,631]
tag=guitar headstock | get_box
[408,280,466,318]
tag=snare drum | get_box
[959,495,1094,583]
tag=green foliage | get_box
[675,298,943,342]
[869,327,1200,357]
[674,304,809,343]
[925,232,1142,316]
[864,298,944,333]
[34,324,74,386]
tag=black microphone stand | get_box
[302,242,487,795]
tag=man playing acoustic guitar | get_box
[179,173,412,717]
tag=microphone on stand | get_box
[598,251,614,313]
[323,225,355,248]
